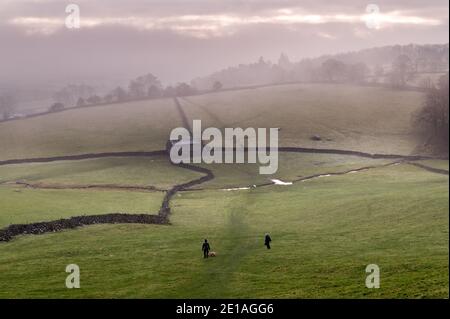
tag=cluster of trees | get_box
[50,73,199,112]
[127,73,162,99]
[317,59,370,83]
[388,54,415,88]
[53,84,95,107]
[47,44,448,114]
[193,55,370,89]
[192,54,372,89]
[105,75,198,103]
[415,73,449,149]
[51,84,96,112]
[192,44,449,90]
[192,55,291,90]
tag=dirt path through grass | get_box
[167,192,261,298]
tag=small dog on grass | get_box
[208,251,217,257]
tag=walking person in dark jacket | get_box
[264,233,272,249]
[202,239,211,258]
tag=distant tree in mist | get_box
[346,63,370,83]
[110,86,128,102]
[128,80,146,99]
[415,73,449,149]
[278,53,292,70]
[163,86,176,98]
[128,73,162,99]
[319,59,369,83]
[54,84,95,107]
[103,94,114,103]
[321,59,347,82]
[86,95,102,105]
[389,54,414,88]
[0,93,16,120]
[212,81,223,91]
[175,83,197,96]
[76,97,86,107]
[419,77,435,90]
[147,85,162,98]
[374,65,384,77]
[191,44,449,90]
[49,102,64,112]
[53,88,70,105]
[192,56,281,89]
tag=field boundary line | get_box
[1,147,446,167]
[0,81,428,124]
[0,213,167,242]
[407,162,449,175]
[4,181,166,192]
[158,163,214,218]
[0,151,166,166]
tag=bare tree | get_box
[53,84,95,106]
[278,53,292,70]
[103,94,114,104]
[49,102,64,112]
[175,83,197,96]
[128,80,146,99]
[415,73,449,149]
[147,85,162,98]
[347,63,369,83]
[76,97,86,107]
[374,65,384,77]
[86,95,102,105]
[163,86,176,98]
[419,77,435,90]
[321,59,347,82]
[54,84,95,107]
[212,81,223,91]
[128,73,162,99]
[110,86,128,102]
[390,54,414,88]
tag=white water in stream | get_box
[270,179,293,185]
[223,187,251,191]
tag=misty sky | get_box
[0,0,448,89]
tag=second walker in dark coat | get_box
[264,233,272,249]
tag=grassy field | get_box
[0,156,200,189]
[0,98,181,160]
[180,84,425,155]
[0,83,448,298]
[0,164,447,298]
[193,152,393,189]
[0,185,164,227]
[0,84,425,161]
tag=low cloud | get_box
[7,6,444,38]
[0,0,448,86]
